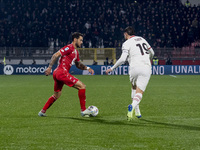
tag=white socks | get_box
[131,89,142,115]
[132,93,142,108]
[131,89,136,99]
[135,104,141,116]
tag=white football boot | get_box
[38,111,47,117]
[81,108,92,117]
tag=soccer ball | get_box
[88,105,99,117]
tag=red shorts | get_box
[53,68,79,92]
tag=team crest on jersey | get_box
[65,47,69,51]
[61,49,64,52]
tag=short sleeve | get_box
[75,50,80,62]
[59,46,73,56]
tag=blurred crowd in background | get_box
[0,0,200,48]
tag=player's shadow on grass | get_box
[140,118,200,131]
[54,116,143,127]
[58,116,200,132]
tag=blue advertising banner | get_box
[151,65,200,75]
[0,64,200,75]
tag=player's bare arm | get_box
[45,51,61,76]
[75,61,94,75]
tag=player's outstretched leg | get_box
[38,94,58,117]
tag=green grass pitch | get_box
[0,75,200,150]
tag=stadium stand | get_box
[6,59,21,65]
[35,59,48,65]
[22,59,34,65]
[0,0,200,64]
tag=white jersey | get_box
[122,36,154,67]
[110,35,154,91]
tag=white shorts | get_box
[129,66,151,92]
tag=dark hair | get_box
[72,32,83,41]
[124,26,135,36]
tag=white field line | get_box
[169,75,177,78]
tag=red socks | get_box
[78,89,86,111]
[42,89,86,113]
[42,95,57,113]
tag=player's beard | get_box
[76,42,81,48]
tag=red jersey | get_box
[57,44,80,71]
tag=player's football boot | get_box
[81,108,92,117]
[135,111,142,118]
[38,111,47,117]
[135,106,142,118]
[127,104,134,121]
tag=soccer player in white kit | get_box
[106,26,154,121]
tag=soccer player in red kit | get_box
[38,32,94,117]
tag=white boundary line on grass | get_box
[169,75,177,78]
